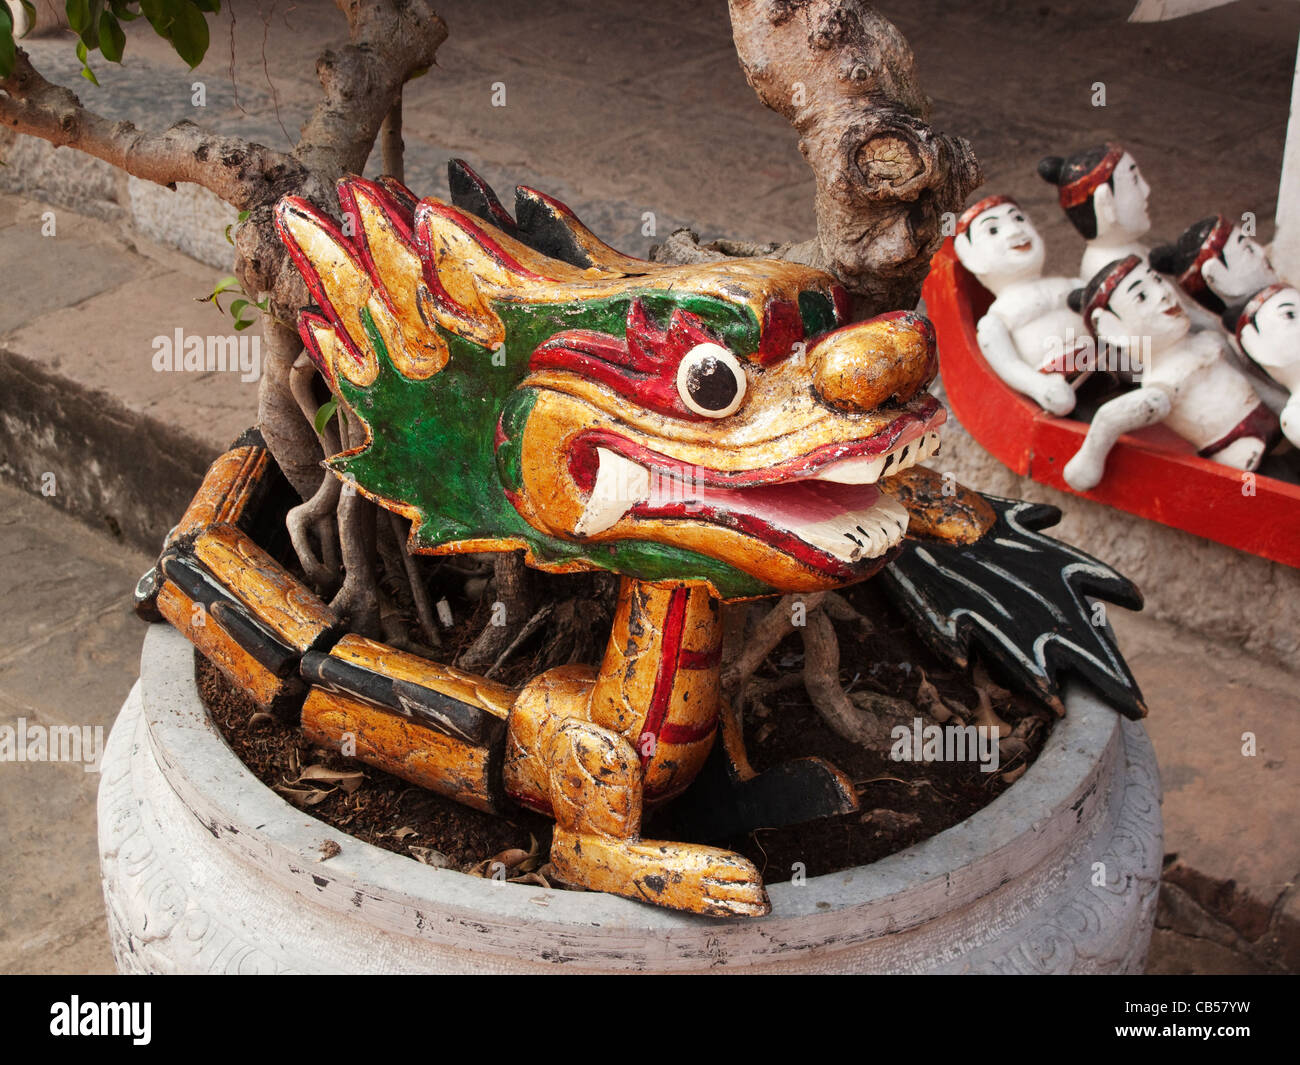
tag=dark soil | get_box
[199,573,1055,888]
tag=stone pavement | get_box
[1,0,1299,972]
[0,482,148,974]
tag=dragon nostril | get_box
[810,312,938,413]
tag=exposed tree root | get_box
[386,513,441,649]
[288,471,343,594]
[328,411,380,636]
[802,608,895,746]
[455,550,532,673]
[721,592,826,698]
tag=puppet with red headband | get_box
[1039,144,1152,283]
[1225,284,1300,449]
[1062,255,1280,491]
[1150,215,1279,316]
[953,195,1091,414]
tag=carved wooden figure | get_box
[1062,256,1281,492]
[1038,144,1152,283]
[1150,214,1280,317]
[142,162,1148,918]
[952,196,1089,415]
[1227,284,1300,448]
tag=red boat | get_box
[922,240,1300,570]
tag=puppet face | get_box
[1241,287,1300,368]
[1205,228,1277,302]
[956,202,1045,281]
[1102,263,1188,345]
[1105,153,1151,238]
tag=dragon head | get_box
[274,165,945,600]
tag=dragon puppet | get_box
[139,160,1146,918]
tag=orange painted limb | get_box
[173,445,271,542]
[502,665,596,816]
[301,689,503,814]
[328,633,516,719]
[588,580,721,800]
[157,580,303,715]
[548,831,769,918]
[190,523,340,653]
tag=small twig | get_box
[486,602,554,679]
[387,512,440,648]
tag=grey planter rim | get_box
[126,620,1148,964]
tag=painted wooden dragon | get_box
[136,162,1146,918]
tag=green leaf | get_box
[18,1,37,38]
[69,0,102,49]
[190,0,220,11]
[212,275,241,296]
[74,37,99,84]
[99,11,125,62]
[66,0,90,35]
[153,0,209,69]
[110,0,141,21]
[229,298,249,319]
[0,9,15,79]
[85,2,102,49]
[233,316,255,331]
[314,398,338,436]
[237,209,250,223]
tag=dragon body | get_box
[141,162,1143,918]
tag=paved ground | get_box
[1,0,1298,973]
[0,483,147,974]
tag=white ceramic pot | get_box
[98,623,1162,973]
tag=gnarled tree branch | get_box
[655,0,982,316]
[293,0,445,185]
[0,47,308,211]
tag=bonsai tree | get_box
[0,0,983,743]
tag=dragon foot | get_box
[549,830,770,918]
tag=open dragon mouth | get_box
[571,408,945,574]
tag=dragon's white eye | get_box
[676,343,746,418]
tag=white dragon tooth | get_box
[816,453,887,484]
[574,447,650,537]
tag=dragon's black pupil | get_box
[686,355,738,411]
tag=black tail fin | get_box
[883,496,1146,720]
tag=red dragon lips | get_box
[571,403,946,575]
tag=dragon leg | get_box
[503,669,770,918]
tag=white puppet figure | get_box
[1062,256,1280,492]
[1038,144,1151,283]
[1227,284,1300,448]
[1150,215,1279,318]
[952,196,1084,416]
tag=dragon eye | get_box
[676,343,746,418]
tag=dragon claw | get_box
[550,830,771,918]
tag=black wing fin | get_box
[447,159,520,236]
[882,496,1147,720]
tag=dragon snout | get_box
[809,311,938,413]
